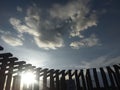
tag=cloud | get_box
[70,34,101,49]
[9,6,64,50]
[1,35,23,46]
[9,0,99,50]
[17,6,22,12]
[49,0,97,37]
[9,18,40,36]
[34,36,64,50]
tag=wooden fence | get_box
[0,45,120,90]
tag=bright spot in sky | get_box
[21,71,36,86]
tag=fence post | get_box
[106,66,116,89]
[12,61,26,90]
[12,75,21,90]
[60,70,66,90]
[75,70,81,90]
[34,68,41,90]
[93,68,100,89]
[100,68,109,89]
[113,65,120,89]
[5,57,18,90]
[50,69,55,90]
[43,69,48,90]
[86,69,93,90]
[55,70,60,90]
[0,53,12,90]
[79,69,87,90]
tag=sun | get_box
[21,71,36,86]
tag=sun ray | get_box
[21,71,36,87]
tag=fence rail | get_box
[0,46,120,90]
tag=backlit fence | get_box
[0,46,120,90]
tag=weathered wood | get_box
[86,69,93,90]
[0,53,13,58]
[0,57,8,90]
[93,68,100,89]
[43,69,48,90]
[100,68,109,89]
[5,59,17,90]
[12,75,21,90]
[60,70,66,90]
[79,69,87,90]
[50,69,55,90]
[106,66,116,89]
[34,68,41,90]
[113,65,120,89]
[55,70,60,90]
[0,57,18,63]
[75,70,81,90]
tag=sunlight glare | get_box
[21,71,36,86]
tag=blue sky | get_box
[0,0,120,69]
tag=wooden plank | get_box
[50,69,55,90]
[113,65,120,89]
[106,66,116,89]
[60,70,66,90]
[75,70,81,90]
[12,75,21,90]
[67,70,71,80]
[93,68,100,89]
[5,60,15,90]
[43,69,48,90]
[0,57,18,62]
[14,61,27,90]
[34,68,41,90]
[100,68,109,89]
[86,69,93,90]
[55,70,60,90]
[0,57,8,90]
[79,69,87,90]
[0,53,13,58]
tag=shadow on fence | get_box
[0,45,120,90]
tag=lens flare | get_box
[21,71,36,86]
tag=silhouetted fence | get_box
[0,46,120,90]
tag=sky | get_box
[0,0,120,69]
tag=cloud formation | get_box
[9,6,64,49]
[9,0,99,49]
[50,0,97,37]
[70,34,100,49]
[1,35,23,46]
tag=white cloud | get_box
[1,35,23,46]
[9,6,64,50]
[9,0,99,50]
[34,36,64,50]
[9,18,40,36]
[70,34,101,49]
[50,0,97,37]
